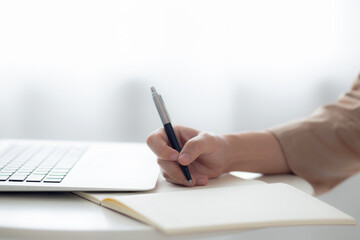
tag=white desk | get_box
[0,174,314,240]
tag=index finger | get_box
[146,128,179,161]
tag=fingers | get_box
[146,128,179,161]
[146,126,200,161]
[158,159,189,185]
[158,159,209,186]
[147,126,213,187]
[175,125,200,144]
[178,132,218,166]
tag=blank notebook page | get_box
[112,183,355,234]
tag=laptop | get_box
[0,139,159,191]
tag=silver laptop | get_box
[0,139,159,191]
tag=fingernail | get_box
[184,179,193,186]
[170,153,178,161]
[197,178,206,186]
[178,153,190,164]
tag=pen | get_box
[151,87,192,185]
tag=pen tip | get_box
[151,86,157,94]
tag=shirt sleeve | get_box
[269,74,360,195]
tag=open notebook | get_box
[74,174,355,235]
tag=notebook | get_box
[74,174,356,235]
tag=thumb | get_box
[178,132,217,166]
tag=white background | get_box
[0,0,359,239]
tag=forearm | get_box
[269,75,360,195]
[223,131,291,174]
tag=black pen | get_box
[151,87,192,185]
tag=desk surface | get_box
[0,173,314,240]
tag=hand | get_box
[146,126,229,186]
[147,125,290,187]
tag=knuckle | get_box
[157,158,170,166]
[146,132,161,147]
[157,158,171,165]
[200,131,217,147]
[146,135,154,146]
[161,171,169,179]
[200,131,210,137]
[200,131,215,140]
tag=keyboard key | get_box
[26,174,46,182]
[17,171,32,175]
[9,174,28,182]
[0,144,86,185]
[32,171,49,175]
[0,170,15,174]
[0,169,14,172]
[2,166,19,171]
[0,173,11,176]
[18,166,35,170]
[0,175,10,181]
[45,176,64,179]
[48,173,67,176]
[52,168,69,171]
[50,170,68,174]
[44,178,63,183]
[34,168,51,172]
[20,166,36,170]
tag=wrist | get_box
[223,131,290,174]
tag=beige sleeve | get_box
[269,74,360,195]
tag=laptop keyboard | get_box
[0,144,87,183]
